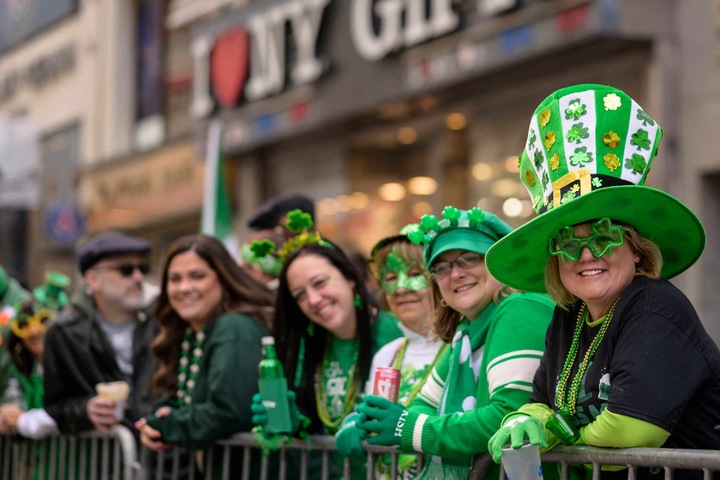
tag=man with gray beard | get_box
[44,232,159,433]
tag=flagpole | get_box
[201,119,222,235]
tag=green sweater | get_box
[146,313,269,450]
[400,293,554,478]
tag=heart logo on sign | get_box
[211,27,250,108]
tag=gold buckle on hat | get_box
[552,169,592,208]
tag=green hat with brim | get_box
[407,206,513,268]
[485,84,706,292]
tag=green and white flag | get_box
[201,120,239,259]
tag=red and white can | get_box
[373,367,401,403]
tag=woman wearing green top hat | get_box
[486,84,720,479]
[355,207,554,480]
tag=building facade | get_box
[1,0,719,342]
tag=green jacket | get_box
[401,292,554,478]
[146,312,269,449]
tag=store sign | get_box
[191,0,332,119]
[81,142,205,230]
[0,43,76,106]
[350,0,460,61]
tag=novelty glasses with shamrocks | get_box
[548,217,626,262]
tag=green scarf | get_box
[435,303,495,469]
[12,362,44,409]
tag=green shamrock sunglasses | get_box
[548,217,625,262]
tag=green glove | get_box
[252,390,311,456]
[487,414,548,463]
[251,393,269,427]
[356,395,407,447]
[335,412,366,462]
[251,390,303,434]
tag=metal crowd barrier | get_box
[137,433,720,480]
[0,424,138,480]
[3,428,720,479]
[534,445,720,480]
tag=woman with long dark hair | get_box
[136,234,275,475]
[254,229,401,478]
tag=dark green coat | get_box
[146,312,269,448]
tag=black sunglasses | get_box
[95,263,150,277]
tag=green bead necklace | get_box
[555,299,619,416]
[391,339,448,407]
[315,338,361,430]
[177,327,205,407]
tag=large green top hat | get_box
[486,84,706,292]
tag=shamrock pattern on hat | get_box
[520,86,662,214]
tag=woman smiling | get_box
[356,207,554,479]
[137,234,275,476]
[486,84,720,480]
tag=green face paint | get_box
[380,251,429,296]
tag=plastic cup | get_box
[96,381,130,421]
[501,442,544,480]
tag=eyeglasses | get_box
[548,217,625,262]
[11,310,53,338]
[429,252,483,280]
[94,263,150,277]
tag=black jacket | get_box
[43,289,158,433]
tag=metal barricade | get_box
[138,434,720,480]
[4,426,720,480]
[534,445,720,480]
[138,433,415,480]
[0,425,139,480]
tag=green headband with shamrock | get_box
[248,209,331,265]
[407,206,512,267]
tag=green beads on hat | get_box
[519,84,663,214]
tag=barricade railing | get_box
[137,433,720,480]
[534,445,720,480]
[0,424,139,480]
[4,428,719,479]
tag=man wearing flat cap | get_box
[43,231,159,434]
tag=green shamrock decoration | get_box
[250,239,275,258]
[420,215,439,232]
[286,210,313,233]
[566,123,589,144]
[570,147,592,167]
[625,154,647,175]
[385,252,407,274]
[636,109,655,127]
[442,206,461,225]
[467,207,485,227]
[528,130,537,150]
[564,99,586,120]
[631,129,651,151]
[407,230,426,245]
